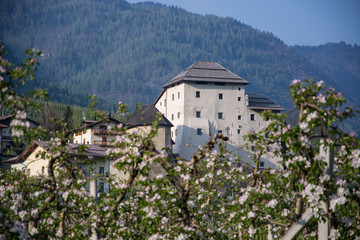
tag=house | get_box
[154,61,283,167]
[0,115,39,169]
[126,104,173,151]
[72,115,121,147]
[4,140,109,196]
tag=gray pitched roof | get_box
[126,104,173,127]
[247,94,284,111]
[163,61,249,88]
[10,141,108,163]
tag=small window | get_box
[238,97,241,101]
[197,128,202,135]
[99,167,104,175]
[196,91,200,98]
[237,129,241,134]
[178,92,180,99]
[238,115,242,120]
[250,114,255,121]
[251,146,255,151]
[218,130,222,134]
[218,112,223,119]
[175,129,178,136]
[172,94,174,101]
[178,112,180,118]
[171,114,174,120]
[196,111,201,118]
[98,182,104,193]
[238,87,241,91]
[164,99,166,106]
[225,127,230,136]
[42,166,45,174]
[160,102,162,106]
[219,93,223,99]
[259,161,265,168]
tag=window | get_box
[171,132,174,138]
[238,87,241,91]
[196,91,200,98]
[238,97,241,101]
[238,115,242,120]
[178,92,180,99]
[218,130,222,134]
[99,167,104,175]
[237,129,241,134]
[164,99,166,106]
[171,114,174,120]
[98,182,104,193]
[250,114,255,121]
[259,161,265,168]
[42,166,45,174]
[160,102,162,106]
[196,111,201,118]
[26,169,31,176]
[218,112,223,119]
[225,127,230,136]
[251,146,255,151]
[215,82,225,86]
[197,128,202,135]
[172,94,174,101]
[175,129,178,136]
[219,93,223,99]
[178,112,180,118]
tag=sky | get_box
[127,0,360,46]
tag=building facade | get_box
[154,61,283,166]
[72,116,121,147]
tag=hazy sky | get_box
[127,0,360,46]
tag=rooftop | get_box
[126,104,173,127]
[5,141,107,163]
[247,94,284,111]
[163,61,249,88]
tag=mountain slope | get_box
[1,0,358,134]
[292,42,360,107]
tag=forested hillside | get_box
[293,42,360,106]
[1,0,359,132]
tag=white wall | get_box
[155,81,280,167]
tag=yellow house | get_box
[126,104,173,151]
[5,141,109,196]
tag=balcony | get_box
[92,140,116,147]
[92,129,119,135]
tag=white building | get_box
[154,61,284,167]
[72,115,121,146]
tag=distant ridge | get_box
[0,0,358,133]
